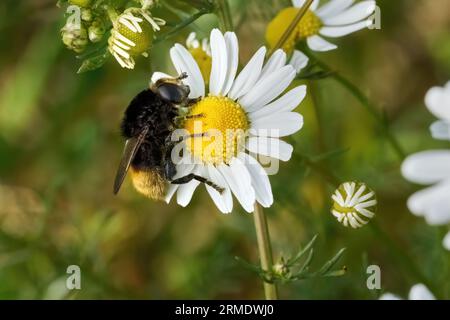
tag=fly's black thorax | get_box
[121,89,178,170]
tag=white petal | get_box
[307,35,338,52]
[203,165,233,214]
[316,0,354,19]
[443,232,450,251]
[401,150,450,184]
[322,1,376,26]
[151,71,173,84]
[249,85,307,120]
[209,29,228,96]
[425,84,450,122]
[165,184,179,203]
[246,137,293,162]
[176,177,201,207]
[170,44,205,98]
[292,0,320,11]
[379,293,402,300]
[430,120,450,141]
[320,20,369,38]
[259,49,287,80]
[218,159,256,213]
[239,153,273,208]
[251,112,304,137]
[221,32,239,96]
[408,284,435,300]
[289,50,309,73]
[239,66,296,112]
[228,47,267,100]
[407,182,450,225]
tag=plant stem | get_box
[268,0,314,55]
[253,204,278,300]
[216,0,233,31]
[303,50,406,161]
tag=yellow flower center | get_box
[266,8,322,53]
[184,96,249,165]
[116,15,154,56]
[189,47,212,84]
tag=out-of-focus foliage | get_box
[0,0,449,299]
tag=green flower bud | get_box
[88,18,106,43]
[81,8,93,22]
[61,21,88,53]
[273,257,289,277]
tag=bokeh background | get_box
[0,0,449,299]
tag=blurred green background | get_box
[0,0,449,299]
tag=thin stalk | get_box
[268,0,314,55]
[216,0,233,31]
[303,50,406,160]
[253,204,278,300]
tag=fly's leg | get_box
[170,174,225,194]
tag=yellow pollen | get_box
[265,8,322,53]
[184,96,249,165]
[189,47,212,83]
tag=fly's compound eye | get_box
[157,82,190,104]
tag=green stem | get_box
[253,204,278,300]
[303,50,406,160]
[154,8,211,44]
[216,0,233,31]
[268,0,314,55]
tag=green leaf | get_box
[77,51,110,73]
[234,256,263,274]
[287,234,317,267]
[317,248,346,276]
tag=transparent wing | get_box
[113,128,148,194]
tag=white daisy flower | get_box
[331,181,377,228]
[402,82,450,251]
[379,284,435,300]
[108,9,165,69]
[152,29,306,213]
[266,0,377,52]
[425,81,450,140]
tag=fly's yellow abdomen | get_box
[130,167,166,200]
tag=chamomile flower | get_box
[379,284,435,300]
[108,8,165,69]
[331,181,377,228]
[186,32,212,84]
[153,29,306,213]
[266,0,377,52]
[402,82,450,251]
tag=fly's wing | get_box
[113,128,148,194]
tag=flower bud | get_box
[81,8,93,22]
[61,21,88,53]
[88,18,106,43]
[331,181,377,229]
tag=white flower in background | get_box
[379,284,435,300]
[108,9,165,69]
[331,181,377,228]
[266,0,377,52]
[402,82,450,251]
[152,29,306,213]
[425,81,450,140]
